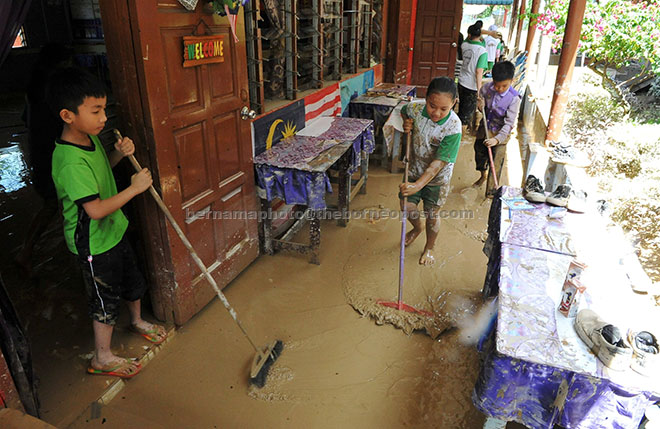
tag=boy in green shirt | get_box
[400,77,462,265]
[48,67,167,378]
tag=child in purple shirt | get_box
[472,61,521,193]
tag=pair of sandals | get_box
[87,323,168,378]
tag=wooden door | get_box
[410,0,462,93]
[101,1,259,325]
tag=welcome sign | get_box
[182,35,225,67]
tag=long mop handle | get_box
[398,131,411,310]
[480,104,499,189]
[116,132,261,353]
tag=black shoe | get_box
[523,175,546,203]
[546,184,572,207]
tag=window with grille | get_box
[244,0,382,114]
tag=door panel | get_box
[128,1,259,324]
[410,0,462,91]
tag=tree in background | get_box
[537,0,660,109]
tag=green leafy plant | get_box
[537,0,660,109]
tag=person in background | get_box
[484,25,500,71]
[457,24,488,134]
[474,20,502,43]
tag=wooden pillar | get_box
[503,7,508,27]
[507,0,521,46]
[514,0,526,51]
[405,0,418,85]
[525,0,541,55]
[545,0,587,143]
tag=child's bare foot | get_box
[405,228,422,247]
[131,322,168,345]
[419,249,435,265]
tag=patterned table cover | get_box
[348,95,400,157]
[349,94,402,108]
[365,83,416,99]
[254,117,374,209]
[474,186,660,428]
[381,98,430,157]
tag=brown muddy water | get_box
[2,123,516,427]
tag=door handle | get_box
[452,42,457,48]
[240,106,257,120]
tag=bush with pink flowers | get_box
[537,0,660,79]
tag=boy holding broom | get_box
[48,67,167,378]
[472,61,521,193]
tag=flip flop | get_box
[131,323,168,345]
[87,359,142,379]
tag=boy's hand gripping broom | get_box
[480,104,499,190]
[377,131,433,317]
[113,130,281,388]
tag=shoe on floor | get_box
[546,184,572,207]
[574,309,632,371]
[628,330,659,376]
[523,175,546,203]
[567,189,587,213]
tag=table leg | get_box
[391,131,402,174]
[260,198,274,255]
[309,211,320,265]
[337,167,349,227]
[360,151,369,195]
[380,133,388,168]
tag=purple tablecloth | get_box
[298,116,374,175]
[474,186,660,429]
[474,326,660,429]
[254,117,374,209]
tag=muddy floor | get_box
[64,136,503,428]
[2,112,525,427]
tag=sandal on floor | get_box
[131,323,168,345]
[87,359,142,379]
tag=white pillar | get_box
[537,34,552,86]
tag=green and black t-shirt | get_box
[52,134,128,256]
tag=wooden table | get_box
[474,186,660,428]
[254,117,374,264]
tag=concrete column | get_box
[545,0,587,143]
[536,33,552,86]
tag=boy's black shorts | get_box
[474,138,502,171]
[77,236,147,326]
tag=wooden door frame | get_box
[99,0,177,322]
[410,0,463,89]
[385,0,462,85]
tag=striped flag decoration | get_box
[303,83,341,123]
